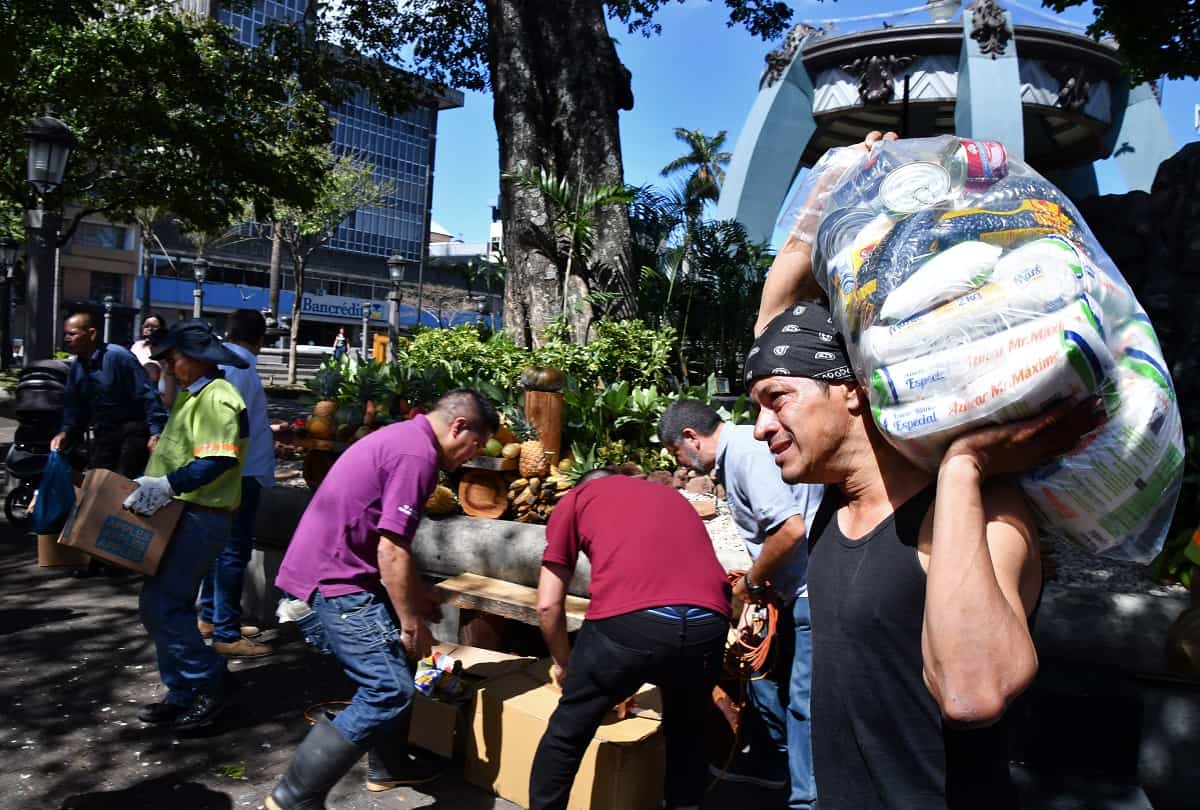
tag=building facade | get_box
[72,0,471,349]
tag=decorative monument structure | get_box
[717,0,1177,244]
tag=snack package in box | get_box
[781,135,1183,562]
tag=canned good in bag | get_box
[944,138,1008,189]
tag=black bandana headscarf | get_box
[744,302,856,386]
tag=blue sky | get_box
[430,0,1200,244]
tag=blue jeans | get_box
[746,595,816,809]
[295,589,416,747]
[139,508,232,707]
[197,478,262,641]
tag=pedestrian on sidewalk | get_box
[332,327,347,361]
[530,470,732,810]
[265,389,497,810]
[661,399,822,807]
[124,319,249,734]
[52,311,168,478]
[196,309,275,657]
[52,310,169,577]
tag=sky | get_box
[429,0,1200,245]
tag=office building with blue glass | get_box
[131,0,468,343]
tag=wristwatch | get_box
[743,573,767,596]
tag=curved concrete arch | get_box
[714,45,818,245]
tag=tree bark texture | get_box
[485,0,636,347]
[287,257,304,385]
[268,221,283,326]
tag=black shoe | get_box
[172,676,241,734]
[366,744,443,791]
[137,701,190,724]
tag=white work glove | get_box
[122,476,175,516]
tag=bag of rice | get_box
[790,134,1182,561]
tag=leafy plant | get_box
[306,363,344,401]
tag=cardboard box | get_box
[408,643,535,758]
[37,532,90,567]
[58,468,184,576]
[464,659,665,810]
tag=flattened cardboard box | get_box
[465,658,665,810]
[58,468,184,576]
[408,643,535,758]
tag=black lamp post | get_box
[192,257,207,319]
[0,238,19,370]
[386,253,405,359]
[23,115,75,362]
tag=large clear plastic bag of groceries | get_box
[779,135,1183,562]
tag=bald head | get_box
[63,312,99,358]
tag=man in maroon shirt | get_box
[531,469,732,810]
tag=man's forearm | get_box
[539,604,570,670]
[750,516,806,586]
[378,536,430,630]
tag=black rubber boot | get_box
[365,732,443,792]
[265,715,363,810]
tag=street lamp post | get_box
[360,300,371,358]
[22,116,75,362]
[102,295,114,343]
[192,257,207,319]
[386,254,405,361]
[0,238,19,370]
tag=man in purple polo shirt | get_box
[265,388,497,810]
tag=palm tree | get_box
[659,128,732,207]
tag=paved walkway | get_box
[0,537,773,810]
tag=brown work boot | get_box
[212,637,273,658]
[199,619,262,639]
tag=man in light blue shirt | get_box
[661,399,822,810]
[197,309,276,657]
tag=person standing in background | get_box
[660,399,822,807]
[52,311,168,477]
[197,309,275,658]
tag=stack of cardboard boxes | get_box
[411,645,666,810]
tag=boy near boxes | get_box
[122,319,249,733]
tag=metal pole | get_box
[192,281,203,318]
[102,298,113,343]
[361,301,370,358]
[22,207,60,362]
[388,287,400,362]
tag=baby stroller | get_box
[4,360,69,529]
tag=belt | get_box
[185,502,236,514]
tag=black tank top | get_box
[807,486,1019,810]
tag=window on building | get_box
[76,222,127,250]
[89,272,124,304]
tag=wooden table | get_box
[435,572,589,631]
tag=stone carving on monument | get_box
[761,23,823,89]
[840,55,914,104]
[1048,63,1095,111]
[970,0,1012,58]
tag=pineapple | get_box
[504,405,549,478]
[425,484,459,515]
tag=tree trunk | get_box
[287,256,304,385]
[485,0,635,348]
[268,221,283,326]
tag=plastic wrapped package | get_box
[789,134,1182,561]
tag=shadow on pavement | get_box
[60,774,233,810]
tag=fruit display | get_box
[507,470,573,524]
[425,484,459,516]
[502,405,549,478]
